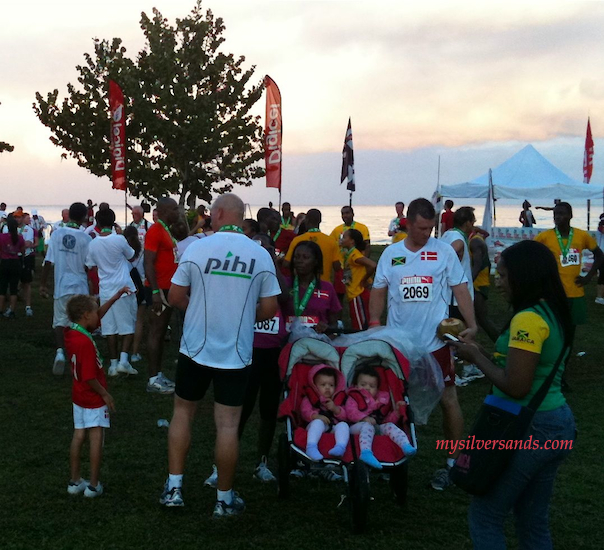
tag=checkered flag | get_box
[341,118,355,192]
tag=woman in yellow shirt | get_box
[341,229,376,330]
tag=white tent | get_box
[441,144,604,200]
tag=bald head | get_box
[210,194,245,231]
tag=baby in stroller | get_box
[346,364,417,469]
[300,364,350,461]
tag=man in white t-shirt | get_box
[369,198,477,491]
[86,208,138,377]
[41,202,91,375]
[160,193,280,516]
[18,213,38,317]
[128,205,154,363]
[52,209,71,233]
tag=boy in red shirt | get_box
[65,287,130,497]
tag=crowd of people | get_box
[2,192,598,547]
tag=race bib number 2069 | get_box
[399,275,433,302]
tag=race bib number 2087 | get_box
[399,275,433,302]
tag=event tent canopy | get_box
[441,144,604,200]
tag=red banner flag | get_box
[109,80,127,191]
[583,117,594,184]
[264,76,282,190]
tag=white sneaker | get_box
[117,361,138,375]
[158,373,175,388]
[108,366,119,377]
[25,306,33,317]
[204,464,218,488]
[146,377,174,394]
[67,478,88,495]
[131,353,143,363]
[84,482,104,498]
[454,375,469,387]
[462,364,484,381]
[253,456,276,482]
[52,351,66,376]
[595,297,604,305]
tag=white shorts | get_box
[100,293,137,335]
[53,296,71,328]
[73,403,110,429]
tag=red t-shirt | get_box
[274,229,296,257]
[441,210,454,232]
[65,328,107,409]
[144,223,178,289]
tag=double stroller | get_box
[277,337,417,533]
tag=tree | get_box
[34,1,265,207]
[0,102,15,153]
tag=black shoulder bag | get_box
[450,311,567,496]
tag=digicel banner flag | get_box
[109,80,127,191]
[264,76,282,190]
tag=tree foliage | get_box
[34,1,265,206]
[0,102,15,153]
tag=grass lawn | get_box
[1,250,603,550]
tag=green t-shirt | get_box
[493,303,566,411]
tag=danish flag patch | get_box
[421,251,438,261]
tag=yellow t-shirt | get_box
[470,233,490,289]
[284,231,343,282]
[392,231,407,243]
[534,228,597,298]
[344,248,369,300]
[330,222,370,245]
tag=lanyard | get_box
[71,322,102,363]
[293,276,316,316]
[66,222,79,229]
[218,225,244,234]
[157,219,178,247]
[270,227,283,242]
[100,228,112,234]
[555,228,574,259]
[307,228,320,233]
[344,247,356,267]
[281,216,291,227]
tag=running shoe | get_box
[595,297,604,305]
[117,361,138,375]
[462,364,484,381]
[158,373,175,388]
[131,353,143,363]
[317,468,343,482]
[454,375,468,387]
[108,366,119,377]
[3,308,13,318]
[147,377,174,394]
[52,350,66,376]
[253,456,276,482]
[67,478,88,495]
[204,465,218,488]
[25,306,33,317]
[212,493,245,518]
[289,469,307,479]
[84,482,104,498]
[160,482,184,507]
[431,468,452,491]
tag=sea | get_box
[18,200,604,245]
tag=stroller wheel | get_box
[390,462,409,505]
[349,461,370,534]
[277,433,291,499]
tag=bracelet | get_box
[152,289,160,295]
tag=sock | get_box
[446,458,455,469]
[306,444,323,461]
[149,375,158,384]
[120,352,129,363]
[157,371,164,378]
[360,449,383,470]
[110,359,118,367]
[217,489,233,505]
[168,474,183,491]
[328,444,346,457]
[57,348,64,356]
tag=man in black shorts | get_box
[160,194,280,517]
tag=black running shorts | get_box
[175,353,251,407]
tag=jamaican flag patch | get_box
[392,257,406,266]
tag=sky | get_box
[2,0,604,208]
